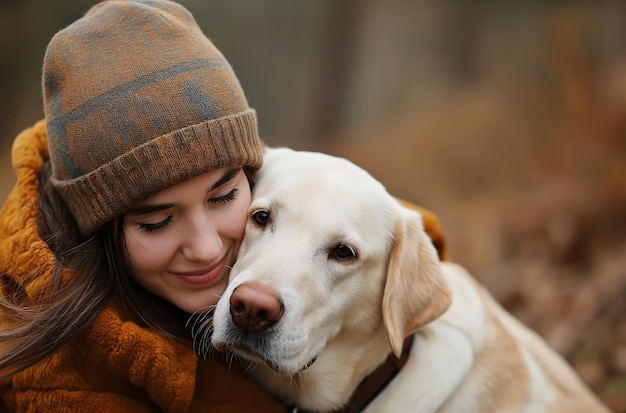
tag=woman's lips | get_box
[173,257,228,286]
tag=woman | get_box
[0,1,448,412]
[0,1,283,411]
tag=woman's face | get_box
[123,167,251,314]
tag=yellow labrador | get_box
[208,148,609,413]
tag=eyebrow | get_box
[126,167,242,216]
[210,167,241,192]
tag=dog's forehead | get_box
[254,148,396,245]
[259,148,384,198]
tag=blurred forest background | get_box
[1,0,625,410]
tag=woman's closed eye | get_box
[136,188,238,233]
[209,188,239,205]
[138,215,173,234]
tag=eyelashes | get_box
[139,216,173,234]
[137,188,240,234]
[209,188,239,205]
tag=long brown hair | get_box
[0,160,190,378]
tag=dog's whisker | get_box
[226,352,238,372]
[186,305,219,358]
[242,359,258,375]
[295,372,305,392]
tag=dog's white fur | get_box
[210,147,608,413]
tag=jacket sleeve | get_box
[0,307,198,413]
[396,198,449,261]
[2,388,161,413]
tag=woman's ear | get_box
[382,208,452,357]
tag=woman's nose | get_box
[181,216,222,261]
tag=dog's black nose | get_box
[229,283,284,333]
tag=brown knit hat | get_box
[43,0,262,236]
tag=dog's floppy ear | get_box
[382,207,452,357]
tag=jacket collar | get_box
[0,120,55,298]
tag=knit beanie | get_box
[43,0,262,236]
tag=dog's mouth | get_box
[217,340,318,375]
[299,356,317,372]
[264,355,317,374]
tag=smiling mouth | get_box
[174,257,228,285]
[177,257,227,276]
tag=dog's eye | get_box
[251,210,271,227]
[328,243,357,261]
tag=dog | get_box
[206,147,609,412]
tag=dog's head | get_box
[209,148,451,377]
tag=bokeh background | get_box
[1,0,625,410]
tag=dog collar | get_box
[289,335,415,413]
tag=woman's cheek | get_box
[124,231,173,274]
